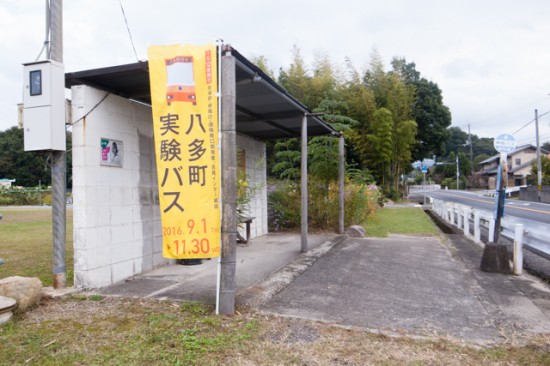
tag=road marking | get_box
[431,193,550,216]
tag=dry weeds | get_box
[1,296,549,365]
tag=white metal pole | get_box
[536,109,542,202]
[457,206,462,229]
[513,223,524,275]
[456,155,459,190]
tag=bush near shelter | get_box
[268,178,379,232]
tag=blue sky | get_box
[2,0,550,149]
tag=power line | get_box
[119,0,139,62]
[511,110,550,136]
[512,117,536,135]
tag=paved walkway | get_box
[95,233,341,304]
[92,224,550,344]
[261,234,550,343]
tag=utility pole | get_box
[49,0,67,289]
[468,124,474,175]
[456,154,460,190]
[536,109,542,202]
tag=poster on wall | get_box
[148,43,220,259]
[100,138,123,167]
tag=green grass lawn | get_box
[0,207,73,287]
[365,206,439,237]
[1,207,549,365]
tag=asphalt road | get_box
[426,190,550,224]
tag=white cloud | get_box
[2,0,550,149]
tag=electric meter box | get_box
[22,60,66,151]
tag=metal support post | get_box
[50,0,66,289]
[488,219,495,243]
[301,114,308,252]
[338,134,345,234]
[457,206,462,229]
[536,109,542,202]
[219,47,237,315]
[493,153,507,242]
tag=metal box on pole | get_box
[22,60,66,151]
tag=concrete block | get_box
[111,260,135,284]
[141,254,153,273]
[110,205,133,226]
[86,245,113,270]
[142,238,154,257]
[111,241,138,264]
[78,266,112,288]
[480,243,512,274]
[111,223,133,244]
[73,248,88,271]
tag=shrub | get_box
[268,178,380,232]
[0,187,52,206]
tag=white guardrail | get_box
[483,185,526,197]
[429,198,550,272]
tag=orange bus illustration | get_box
[165,56,196,105]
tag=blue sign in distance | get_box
[421,166,428,173]
[494,134,516,153]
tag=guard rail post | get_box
[464,208,470,237]
[474,211,481,243]
[513,223,524,275]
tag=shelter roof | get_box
[65,46,337,140]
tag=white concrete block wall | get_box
[236,134,268,239]
[71,85,268,288]
[71,85,167,288]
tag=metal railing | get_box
[430,198,550,263]
[409,184,441,193]
[483,185,526,197]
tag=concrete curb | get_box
[237,235,347,308]
[42,287,82,299]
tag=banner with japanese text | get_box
[148,44,220,259]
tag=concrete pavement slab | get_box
[95,233,339,304]
[262,234,550,343]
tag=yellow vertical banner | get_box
[148,44,220,259]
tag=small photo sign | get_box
[100,138,123,167]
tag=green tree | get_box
[309,99,357,183]
[249,55,275,79]
[0,127,50,187]
[392,58,451,161]
[353,107,393,185]
[531,155,550,185]
[443,127,469,157]
[278,45,311,106]
[272,138,301,180]
[473,153,491,170]
[0,127,72,188]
